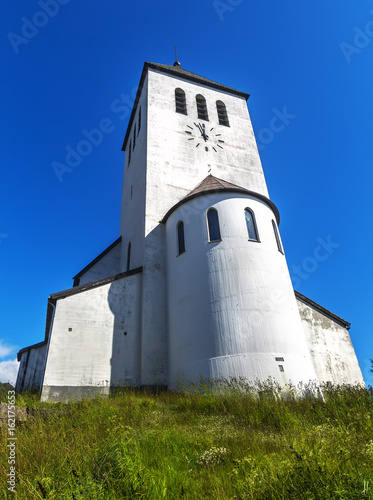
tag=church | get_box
[16,61,364,401]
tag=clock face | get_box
[184,122,225,152]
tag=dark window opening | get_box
[216,100,229,126]
[128,141,132,167]
[272,220,283,254]
[207,208,221,242]
[245,208,259,241]
[177,221,185,255]
[278,365,284,372]
[133,124,136,150]
[275,357,284,362]
[127,242,131,272]
[175,88,187,115]
[196,94,209,121]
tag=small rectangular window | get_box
[278,365,284,372]
[272,220,283,254]
[275,357,284,362]
[177,221,185,255]
[128,141,132,167]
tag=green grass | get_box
[2,380,373,499]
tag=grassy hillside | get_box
[2,380,373,499]
[0,382,14,400]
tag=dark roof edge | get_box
[122,61,250,151]
[161,187,280,225]
[73,236,122,281]
[53,266,143,300]
[21,267,144,359]
[146,62,250,99]
[17,340,47,361]
[294,290,351,329]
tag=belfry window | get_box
[196,94,209,121]
[245,208,259,242]
[127,242,131,271]
[177,221,185,255]
[207,208,221,242]
[138,107,141,134]
[272,220,283,254]
[216,100,229,126]
[175,88,187,115]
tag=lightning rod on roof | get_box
[174,45,181,67]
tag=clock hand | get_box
[201,124,209,141]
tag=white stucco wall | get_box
[297,299,365,386]
[15,344,47,392]
[145,68,269,237]
[41,273,142,401]
[77,242,122,286]
[130,67,271,387]
[166,192,318,389]
[120,76,148,273]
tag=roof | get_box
[162,174,280,224]
[54,267,142,300]
[122,61,250,151]
[17,340,47,361]
[17,267,143,362]
[294,291,350,329]
[72,237,121,283]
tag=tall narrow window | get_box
[138,107,141,134]
[207,208,221,242]
[216,100,229,126]
[272,220,283,253]
[245,209,259,241]
[133,124,136,150]
[196,94,209,121]
[128,141,132,167]
[127,242,131,271]
[177,221,185,255]
[175,88,187,115]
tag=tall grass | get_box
[2,380,373,499]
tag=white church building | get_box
[16,61,364,401]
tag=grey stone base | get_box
[40,385,110,403]
[40,384,169,402]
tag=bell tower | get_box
[120,61,319,389]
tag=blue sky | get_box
[1,0,372,386]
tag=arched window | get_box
[175,88,187,115]
[127,242,131,271]
[177,221,185,255]
[138,107,141,134]
[216,100,229,126]
[245,209,259,241]
[272,220,283,254]
[207,208,221,242]
[196,94,209,121]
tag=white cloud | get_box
[0,340,15,358]
[0,359,19,386]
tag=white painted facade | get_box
[16,61,365,399]
[165,192,319,389]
